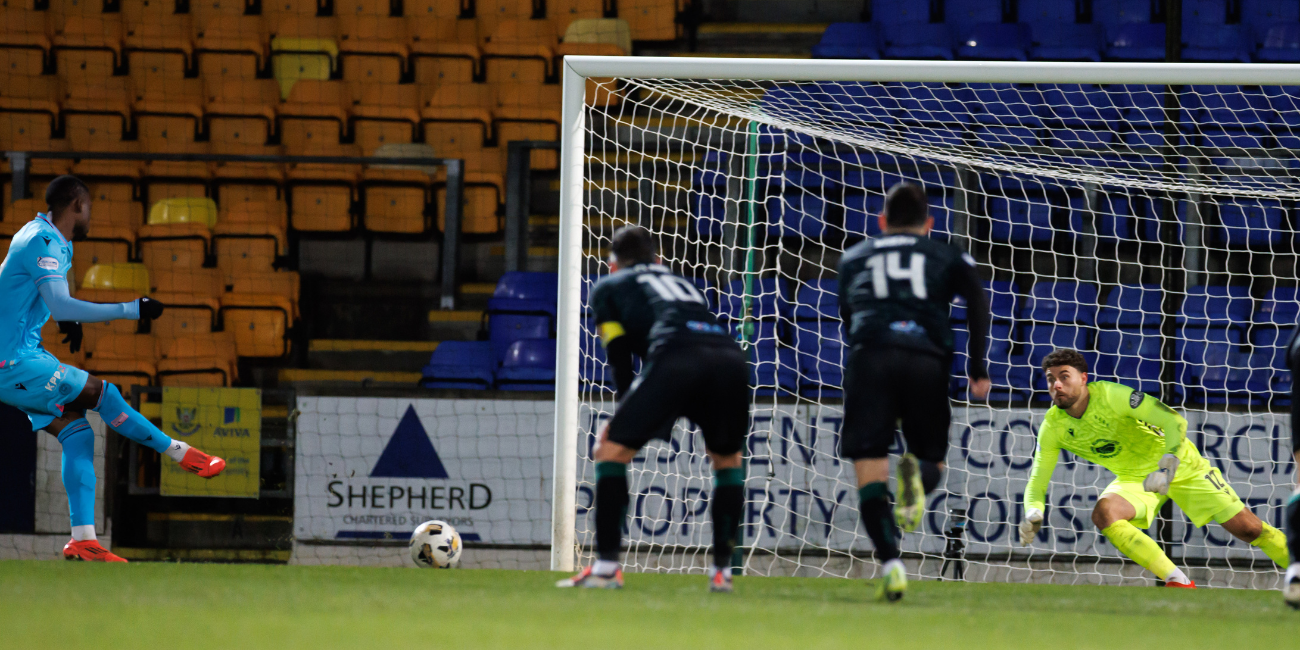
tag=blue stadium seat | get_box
[958,23,1032,61]
[487,271,558,320]
[1191,85,1274,131]
[883,23,955,60]
[1256,24,1300,62]
[812,23,882,59]
[1068,194,1133,241]
[988,197,1058,244]
[1215,199,1283,247]
[1023,282,1099,325]
[1250,325,1294,402]
[489,313,551,362]
[970,83,1044,126]
[843,193,885,238]
[1130,195,1187,242]
[721,277,783,322]
[946,0,1004,28]
[793,320,844,398]
[891,82,975,123]
[1263,86,1300,147]
[1182,24,1254,63]
[1182,0,1228,26]
[1176,329,1258,405]
[495,339,557,391]
[579,319,611,387]
[868,0,932,25]
[983,321,1035,399]
[1038,84,1120,127]
[1023,322,1090,367]
[985,279,1021,322]
[579,273,602,315]
[767,192,828,239]
[791,278,839,320]
[1115,84,1194,147]
[691,165,728,238]
[1094,329,1163,395]
[1092,0,1152,28]
[1106,23,1167,61]
[780,151,843,188]
[1098,284,1163,328]
[751,342,798,396]
[421,341,495,390]
[1256,286,1300,325]
[1029,23,1104,61]
[1177,285,1253,328]
[1244,0,1300,36]
[816,82,899,124]
[1019,0,1078,25]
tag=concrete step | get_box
[307,339,441,371]
[427,309,486,341]
[277,368,424,388]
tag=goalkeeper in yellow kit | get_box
[1018,349,1289,587]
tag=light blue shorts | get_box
[0,350,90,431]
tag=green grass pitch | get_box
[1,561,1297,649]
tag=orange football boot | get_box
[63,539,127,562]
[180,447,226,478]
[1164,580,1197,588]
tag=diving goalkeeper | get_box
[1018,348,1288,587]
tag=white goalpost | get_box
[552,56,1300,588]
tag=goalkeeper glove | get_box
[1143,454,1180,495]
[1019,508,1043,546]
[57,321,82,354]
[137,296,165,322]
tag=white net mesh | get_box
[571,74,1297,588]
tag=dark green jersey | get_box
[590,263,734,359]
[838,233,989,378]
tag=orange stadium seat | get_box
[41,320,86,367]
[0,45,48,77]
[206,78,279,138]
[620,0,678,41]
[84,332,157,388]
[123,9,194,74]
[52,12,123,72]
[64,111,140,178]
[191,0,252,22]
[58,48,128,114]
[280,79,349,141]
[262,0,322,21]
[407,0,479,83]
[156,332,237,386]
[0,9,52,64]
[289,183,356,231]
[481,19,557,83]
[138,197,216,272]
[476,0,536,37]
[207,114,286,181]
[132,74,206,138]
[76,186,142,276]
[362,144,437,234]
[419,81,493,159]
[221,271,297,357]
[437,171,502,234]
[4,197,44,224]
[0,73,59,127]
[349,82,420,155]
[492,82,559,169]
[548,0,606,23]
[150,266,222,336]
[136,114,211,180]
[338,15,408,84]
[194,15,268,79]
[214,184,286,275]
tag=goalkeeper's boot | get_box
[876,559,907,602]
[1163,579,1197,589]
[555,566,623,589]
[63,539,127,563]
[708,567,733,593]
[180,447,226,478]
[1284,565,1300,609]
[895,454,925,533]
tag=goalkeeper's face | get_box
[1045,365,1087,409]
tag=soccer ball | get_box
[409,520,462,569]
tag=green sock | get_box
[1103,520,1177,580]
[1251,522,1289,568]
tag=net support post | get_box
[952,164,971,250]
[1077,183,1099,283]
[551,59,586,572]
[6,152,29,201]
[1183,157,1206,288]
[440,159,465,310]
[505,141,532,273]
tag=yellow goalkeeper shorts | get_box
[1102,466,1246,529]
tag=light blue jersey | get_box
[0,213,72,360]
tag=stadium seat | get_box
[1097,284,1163,328]
[988,196,1059,244]
[150,267,222,336]
[891,82,973,124]
[812,23,881,59]
[1093,329,1163,395]
[214,184,288,275]
[957,23,1031,61]
[221,272,298,358]
[1067,193,1132,241]
[1256,286,1300,325]
[793,320,843,398]
[123,10,194,73]
[620,0,678,41]
[488,312,550,362]
[720,277,783,323]
[270,18,339,100]
[1019,0,1078,25]
[420,83,495,171]
[789,279,838,321]
[481,20,557,84]
[1092,0,1152,27]
[882,22,954,60]
[408,12,480,84]
[750,341,797,397]
[421,341,496,390]
[1028,23,1103,62]
[1177,284,1252,329]
[280,80,350,142]
[555,18,632,57]
[1244,0,1300,36]
[549,0,606,24]
[496,338,557,391]
[350,83,421,155]
[80,261,150,295]
[1214,199,1283,248]
[194,15,268,79]
[488,271,558,319]
[1256,24,1300,62]
[53,13,124,73]
[1106,23,1166,61]
[1176,328,1256,405]
[767,192,826,239]
[84,332,157,388]
[338,15,409,84]
[0,72,59,124]
[137,112,211,179]
[436,172,503,234]
[1182,24,1254,63]
[156,332,239,386]
[493,83,562,170]
[843,192,885,239]
[137,196,216,269]
[0,9,51,66]
[1022,282,1098,325]
[1023,321,1090,372]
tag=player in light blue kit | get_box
[0,175,226,562]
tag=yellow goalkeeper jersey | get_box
[1023,380,1205,514]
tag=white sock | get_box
[708,566,732,579]
[1164,567,1192,585]
[71,525,96,542]
[883,558,906,573]
[592,559,620,576]
[1285,564,1300,585]
[164,440,190,463]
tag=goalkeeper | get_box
[1019,348,1288,588]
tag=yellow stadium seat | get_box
[289,184,355,231]
[81,262,150,294]
[72,240,132,287]
[557,17,630,54]
[195,15,267,78]
[338,15,408,83]
[271,17,338,99]
[148,197,218,227]
[0,10,52,61]
[481,19,557,83]
[437,172,502,234]
[137,197,214,271]
[221,271,298,357]
[85,332,157,388]
[156,332,237,386]
[41,320,85,367]
[620,0,678,41]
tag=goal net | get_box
[553,58,1300,589]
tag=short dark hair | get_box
[610,225,655,266]
[883,182,929,228]
[1042,348,1088,374]
[44,175,89,215]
